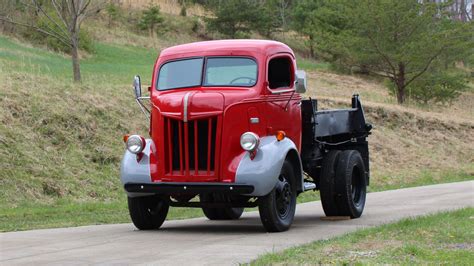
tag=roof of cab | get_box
[159,39,294,58]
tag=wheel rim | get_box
[351,166,362,206]
[275,174,292,219]
[146,198,163,217]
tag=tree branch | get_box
[0,15,71,47]
[366,33,397,75]
[404,46,447,87]
[29,0,70,38]
[364,64,396,79]
[51,0,71,29]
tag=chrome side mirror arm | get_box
[136,96,151,120]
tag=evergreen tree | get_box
[205,0,263,38]
[138,5,164,38]
[291,0,346,59]
[332,0,472,104]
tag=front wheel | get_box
[258,160,297,232]
[128,196,169,230]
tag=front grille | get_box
[163,117,217,176]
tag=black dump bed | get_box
[300,95,372,183]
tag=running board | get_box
[303,182,316,191]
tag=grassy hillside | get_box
[0,10,473,231]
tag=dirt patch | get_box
[443,243,474,250]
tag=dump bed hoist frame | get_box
[300,95,372,187]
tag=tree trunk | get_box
[71,32,81,82]
[396,63,406,104]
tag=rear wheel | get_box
[334,150,367,218]
[258,160,297,232]
[319,150,341,216]
[200,194,244,220]
[128,196,169,230]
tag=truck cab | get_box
[121,40,371,232]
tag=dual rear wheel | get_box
[320,150,367,218]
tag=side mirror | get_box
[133,75,142,99]
[295,70,307,93]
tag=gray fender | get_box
[120,139,154,197]
[235,136,304,196]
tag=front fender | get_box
[235,136,303,196]
[120,139,154,197]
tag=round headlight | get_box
[240,132,259,151]
[126,135,146,154]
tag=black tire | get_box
[319,150,341,216]
[128,196,169,230]
[200,194,244,220]
[258,160,297,232]
[334,150,367,218]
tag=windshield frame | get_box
[156,56,258,91]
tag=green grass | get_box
[297,57,331,72]
[252,208,474,265]
[0,35,156,85]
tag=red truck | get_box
[121,40,372,232]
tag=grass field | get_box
[252,208,474,265]
[1,21,473,232]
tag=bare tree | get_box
[277,0,291,30]
[0,0,104,82]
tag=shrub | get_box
[387,72,468,105]
[138,5,164,37]
[180,5,187,17]
[105,3,122,26]
[408,72,468,105]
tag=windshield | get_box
[157,58,203,90]
[204,58,257,87]
[157,57,257,90]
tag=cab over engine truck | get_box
[121,40,372,232]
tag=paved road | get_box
[1,181,473,265]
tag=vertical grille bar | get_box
[178,121,183,175]
[194,121,198,175]
[167,119,172,174]
[213,117,221,178]
[207,118,212,175]
[184,122,190,176]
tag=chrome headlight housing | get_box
[240,132,259,151]
[126,135,146,154]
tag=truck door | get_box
[265,54,302,150]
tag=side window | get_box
[268,57,292,89]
